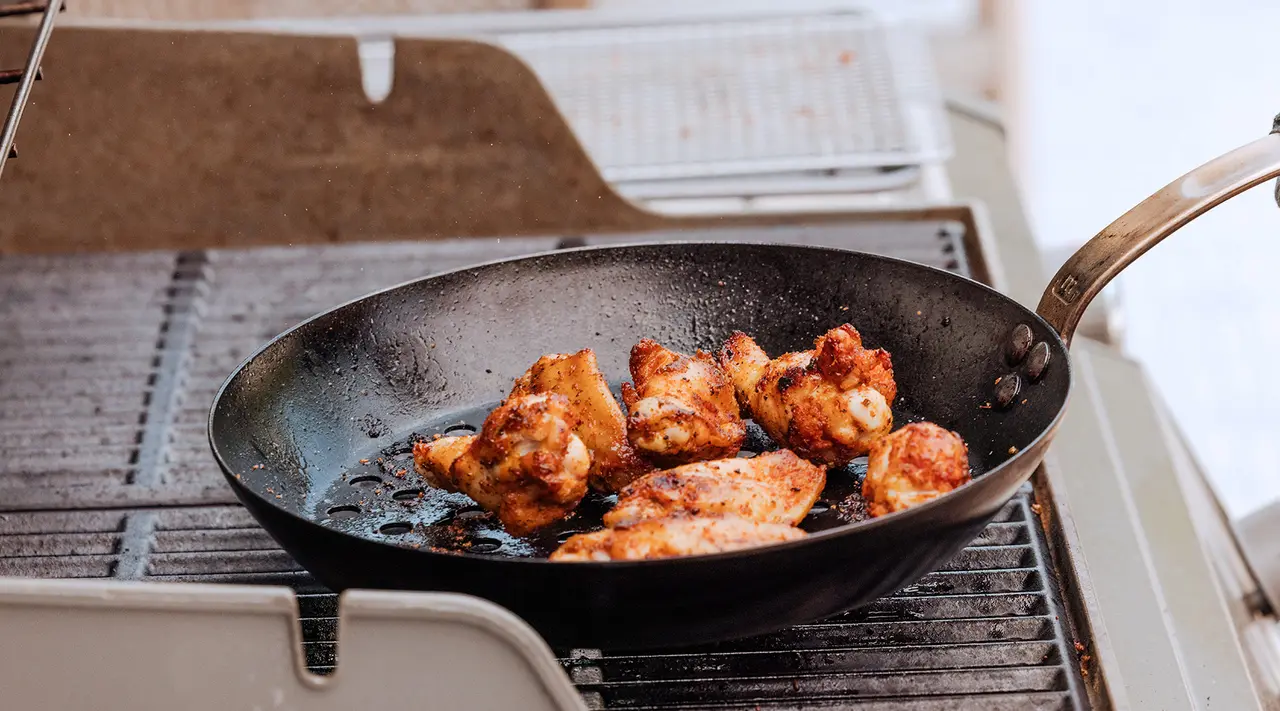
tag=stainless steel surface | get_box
[615,165,923,200]
[1087,342,1261,710]
[1160,395,1280,711]
[628,162,951,216]
[0,0,59,179]
[1239,503,1280,613]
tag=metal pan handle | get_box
[1037,115,1280,346]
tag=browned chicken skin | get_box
[603,450,825,528]
[620,339,746,466]
[863,422,971,517]
[719,324,896,466]
[412,393,591,536]
[413,434,474,492]
[509,349,652,493]
[549,516,807,562]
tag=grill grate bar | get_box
[633,616,1057,655]
[0,483,239,513]
[0,251,174,497]
[151,528,281,553]
[0,422,144,442]
[0,448,136,468]
[146,549,303,576]
[0,509,127,534]
[563,640,1060,681]
[0,554,116,578]
[574,665,1067,707]
[0,532,120,557]
[896,568,1041,597]
[577,691,1075,711]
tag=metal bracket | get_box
[1272,112,1280,208]
[0,0,62,180]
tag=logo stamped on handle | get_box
[1052,274,1081,305]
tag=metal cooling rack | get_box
[0,0,61,179]
[498,11,950,182]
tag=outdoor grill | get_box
[0,5,1272,710]
[0,226,1090,709]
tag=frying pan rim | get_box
[208,240,1072,569]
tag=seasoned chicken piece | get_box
[411,393,590,536]
[863,422,971,517]
[603,450,825,528]
[720,324,896,466]
[620,339,745,466]
[550,516,806,562]
[412,434,474,491]
[510,349,651,493]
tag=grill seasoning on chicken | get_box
[621,338,746,466]
[719,323,896,466]
[603,449,825,528]
[509,349,653,493]
[549,516,807,562]
[412,392,590,536]
[863,422,971,517]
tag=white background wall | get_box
[1012,0,1280,518]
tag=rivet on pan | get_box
[994,373,1023,409]
[1007,324,1033,364]
[1027,342,1051,381]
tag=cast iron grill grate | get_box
[0,252,174,492]
[0,222,1087,709]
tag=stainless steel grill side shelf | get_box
[0,0,61,179]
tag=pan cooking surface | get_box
[312,389,985,558]
[217,243,1068,533]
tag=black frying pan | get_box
[209,120,1280,650]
